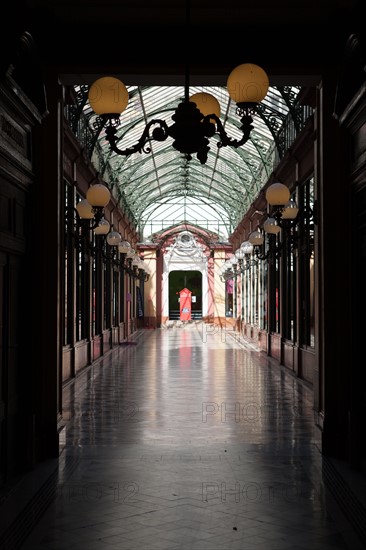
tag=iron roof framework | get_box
[66,83,311,242]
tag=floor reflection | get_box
[23,324,349,550]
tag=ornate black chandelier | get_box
[87,61,269,165]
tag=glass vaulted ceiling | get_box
[76,83,303,242]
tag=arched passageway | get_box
[169,270,203,320]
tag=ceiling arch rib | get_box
[70,82,306,241]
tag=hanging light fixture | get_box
[87,62,269,165]
[87,0,268,164]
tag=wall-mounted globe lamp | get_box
[94,217,110,235]
[236,241,258,270]
[248,226,280,263]
[264,183,300,229]
[66,183,111,240]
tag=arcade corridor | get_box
[18,325,358,550]
[3,2,366,549]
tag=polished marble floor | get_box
[21,324,354,549]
